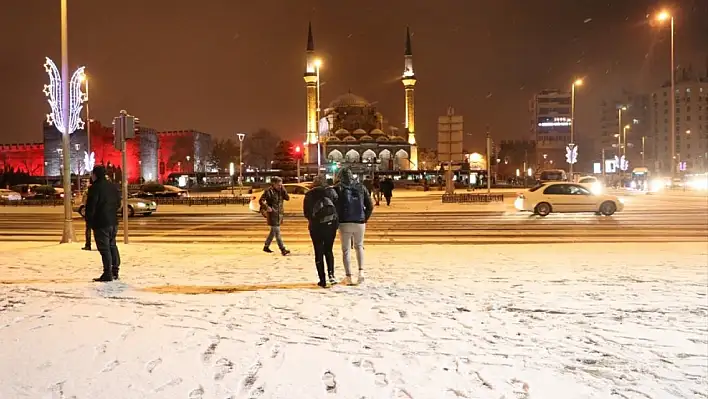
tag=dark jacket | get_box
[303,186,338,227]
[259,185,290,226]
[380,178,394,197]
[85,174,120,229]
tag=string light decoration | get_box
[43,57,86,134]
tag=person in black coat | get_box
[303,174,339,288]
[259,177,291,255]
[380,177,394,206]
[85,165,121,282]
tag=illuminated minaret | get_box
[303,22,319,156]
[402,27,418,170]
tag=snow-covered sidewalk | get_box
[0,242,706,398]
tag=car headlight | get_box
[136,202,146,207]
[151,201,156,206]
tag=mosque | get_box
[302,24,419,172]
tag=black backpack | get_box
[311,192,337,223]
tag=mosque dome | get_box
[328,92,370,108]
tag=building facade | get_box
[303,24,418,172]
[38,122,211,183]
[0,143,45,175]
[496,140,536,178]
[529,89,571,169]
[649,73,708,174]
[598,92,650,171]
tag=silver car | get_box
[73,191,157,217]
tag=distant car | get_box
[515,181,624,217]
[11,184,65,199]
[248,183,312,213]
[73,190,157,217]
[577,176,604,195]
[136,184,189,199]
[0,189,22,201]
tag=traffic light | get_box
[293,145,303,160]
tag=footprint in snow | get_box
[188,385,204,399]
[248,385,265,398]
[375,372,388,387]
[362,360,375,374]
[145,358,162,373]
[214,358,234,381]
[101,360,119,373]
[270,343,281,358]
[323,371,337,393]
[393,387,413,398]
[95,343,107,354]
[242,361,262,390]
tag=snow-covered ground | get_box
[0,242,706,399]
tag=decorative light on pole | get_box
[237,133,246,186]
[43,57,86,135]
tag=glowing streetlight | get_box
[654,10,675,176]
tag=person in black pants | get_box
[303,174,339,288]
[85,165,121,282]
[82,182,93,251]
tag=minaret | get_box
[401,27,418,170]
[304,22,319,154]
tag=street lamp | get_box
[622,124,631,157]
[314,58,322,169]
[655,10,675,176]
[43,0,86,243]
[570,78,583,179]
[617,106,627,158]
[237,133,245,186]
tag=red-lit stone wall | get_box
[0,143,45,175]
[157,131,196,182]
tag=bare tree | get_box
[246,128,280,169]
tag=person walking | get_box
[85,165,121,282]
[334,167,373,285]
[303,174,339,288]
[259,177,291,255]
[380,176,394,206]
[372,175,382,206]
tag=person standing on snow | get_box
[259,177,291,255]
[85,165,121,282]
[303,174,339,288]
[334,167,373,285]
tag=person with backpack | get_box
[334,167,373,285]
[259,177,291,256]
[303,174,339,288]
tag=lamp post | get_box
[43,0,86,243]
[641,136,646,167]
[237,133,245,186]
[315,59,322,169]
[570,78,583,179]
[655,11,675,177]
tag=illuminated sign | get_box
[538,117,572,127]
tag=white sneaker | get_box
[357,270,365,284]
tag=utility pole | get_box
[113,110,137,244]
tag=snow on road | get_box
[0,242,706,398]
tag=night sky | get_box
[2,0,706,151]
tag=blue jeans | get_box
[265,226,285,251]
